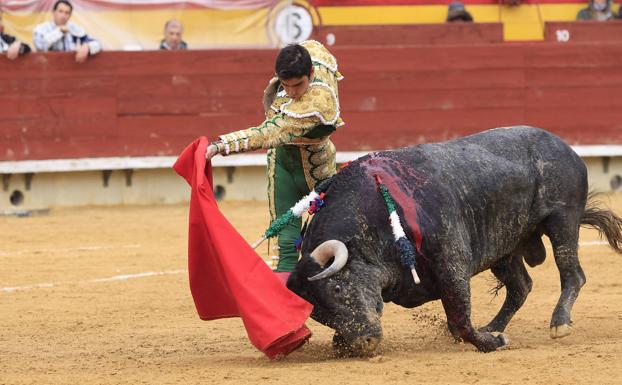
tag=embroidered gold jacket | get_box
[214,40,343,184]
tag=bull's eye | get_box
[334,285,341,294]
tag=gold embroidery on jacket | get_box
[216,40,342,188]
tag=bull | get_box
[287,126,622,355]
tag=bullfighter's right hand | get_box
[205,144,219,160]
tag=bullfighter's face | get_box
[279,67,314,100]
[288,245,386,357]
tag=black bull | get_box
[287,126,622,355]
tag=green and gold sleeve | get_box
[213,83,340,155]
[213,113,321,155]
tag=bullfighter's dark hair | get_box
[275,44,312,80]
[53,0,73,11]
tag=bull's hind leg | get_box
[544,213,586,339]
[479,255,532,333]
[438,266,508,352]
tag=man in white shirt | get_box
[33,0,101,63]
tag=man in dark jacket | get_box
[0,9,31,60]
[446,2,474,22]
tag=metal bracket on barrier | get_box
[226,166,235,183]
[102,170,112,187]
[24,173,34,191]
[124,169,133,187]
[603,156,610,174]
[2,174,10,192]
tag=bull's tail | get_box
[581,192,622,254]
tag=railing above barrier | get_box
[313,23,504,46]
[2,146,621,175]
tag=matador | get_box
[206,40,344,279]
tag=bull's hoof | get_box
[491,332,509,349]
[550,324,572,339]
[474,332,509,353]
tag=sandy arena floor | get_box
[1,195,622,385]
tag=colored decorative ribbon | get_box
[374,174,421,284]
[251,179,330,249]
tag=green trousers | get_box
[268,145,312,273]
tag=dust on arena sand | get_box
[1,196,622,385]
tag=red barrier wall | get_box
[544,22,622,43]
[1,39,622,161]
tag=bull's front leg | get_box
[438,267,508,352]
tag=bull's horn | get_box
[308,240,348,281]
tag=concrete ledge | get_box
[0,152,369,174]
[570,146,622,158]
[0,154,263,174]
[1,147,621,174]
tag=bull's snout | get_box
[333,332,382,357]
[351,335,382,355]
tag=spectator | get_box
[446,2,474,22]
[33,0,101,63]
[160,20,187,50]
[576,0,616,20]
[0,9,31,60]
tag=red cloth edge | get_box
[172,137,313,359]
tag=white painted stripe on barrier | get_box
[0,154,268,173]
[0,244,142,257]
[0,152,368,174]
[572,145,622,157]
[1,146,620,174]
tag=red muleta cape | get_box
[173,137,313,359]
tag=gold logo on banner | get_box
[266,0,322,47]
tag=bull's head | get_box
[287,238,388,357]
